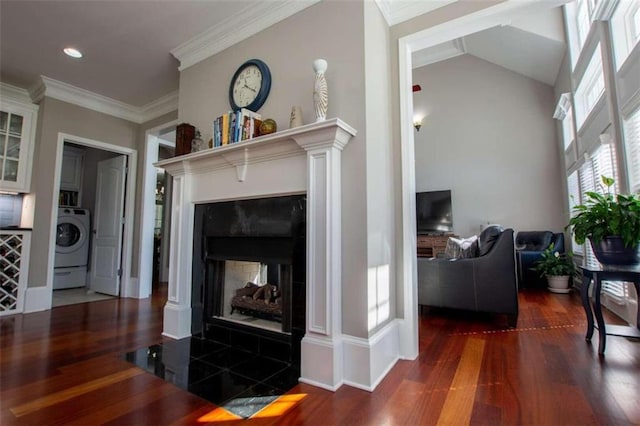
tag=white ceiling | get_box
[412,6,567,87]
[0,0,456,110]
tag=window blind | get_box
[583,143,619,269]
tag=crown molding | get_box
[140,91,179,123]
[0,83,38,111]
[30,76,177,124]
[412,37,466,69]
[375,0,458,26]
[172,0,321,71]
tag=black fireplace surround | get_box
[191,195,306,365]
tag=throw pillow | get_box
[478,225,504,256]
[444,235,479,259]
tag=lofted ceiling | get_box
[0,0,457,112]
[412,6,567,87]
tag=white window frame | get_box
[611,0,640,70]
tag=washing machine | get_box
[54,208,91,289]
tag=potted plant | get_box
[535,243,576,293]
[566,176,640,265]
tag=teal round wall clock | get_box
[229,59,272,112]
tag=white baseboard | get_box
[123,277,141,298]
[300,334,344,391]
[162,302,192,339]
[24,286,52,313]
[298,376,343,392]
[342,320,400,392]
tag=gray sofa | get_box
[417,226,519,327]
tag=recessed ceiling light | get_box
[63,47,83,59]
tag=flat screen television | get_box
[416,190,453,234]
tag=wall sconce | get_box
[413,117,423,132]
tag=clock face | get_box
[232,65,262,108]
[229,59,271,112]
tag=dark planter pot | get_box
[589,236,640,266]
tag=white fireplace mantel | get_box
[156,118,356,181]
[155,117,357,391]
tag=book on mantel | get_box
[213,108,262,147]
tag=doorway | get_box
[139,121,176,299]
[50,133,137,306]
[396,0,570,358]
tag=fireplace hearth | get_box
[191,195,306,364]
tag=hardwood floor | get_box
[1,286,638,425]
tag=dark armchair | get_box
[417,226,519,327]
[515,231,565,288]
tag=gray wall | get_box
[412,54,565,236]
[364,1,395,333]
[28,96,177,289]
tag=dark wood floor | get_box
[1,286,638,425]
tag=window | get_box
[578,141,618,267]
[574,44,605,129]
[564,106,576,150]
[576,0,591,49]
[567,170,582,253]
[554,93,575,150]
[624,106,640,193]
[611,0,640,69]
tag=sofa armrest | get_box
[473,229,518,315]
[418,257,475,309]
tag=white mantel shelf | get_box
[155,118,357,181]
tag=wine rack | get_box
[0,232,29,315]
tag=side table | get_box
[579,265,640,355]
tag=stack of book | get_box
[212,108,263,147]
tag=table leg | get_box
[593,275,606,355]
[581,276,594,341]
[634,282,640,329]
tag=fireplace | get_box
[191,195,306,363]
[157,119,356,390]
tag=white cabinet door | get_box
[0,97,38,193]
[60,146,84,191]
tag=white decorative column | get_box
[293,119,356,391]
[162,162,195,339]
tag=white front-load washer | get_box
[54,208,91,289]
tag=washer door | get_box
[56,216,87,254]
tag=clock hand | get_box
[243,84,257,93]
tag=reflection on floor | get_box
[52,288,115,307]
[124,336,300,419]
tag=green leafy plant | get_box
[566,176,640,248]
[535,243,576,277]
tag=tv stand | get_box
[417,233,456,258]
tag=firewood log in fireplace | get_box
[230,282,282,322]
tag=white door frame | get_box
[48,133,137,299]
[396,0,569,359]
[138,120,177,298]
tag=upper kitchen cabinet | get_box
[0,87,38,193]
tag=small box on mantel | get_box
[175,123,196,157]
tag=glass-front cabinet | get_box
[0,94,38,193]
